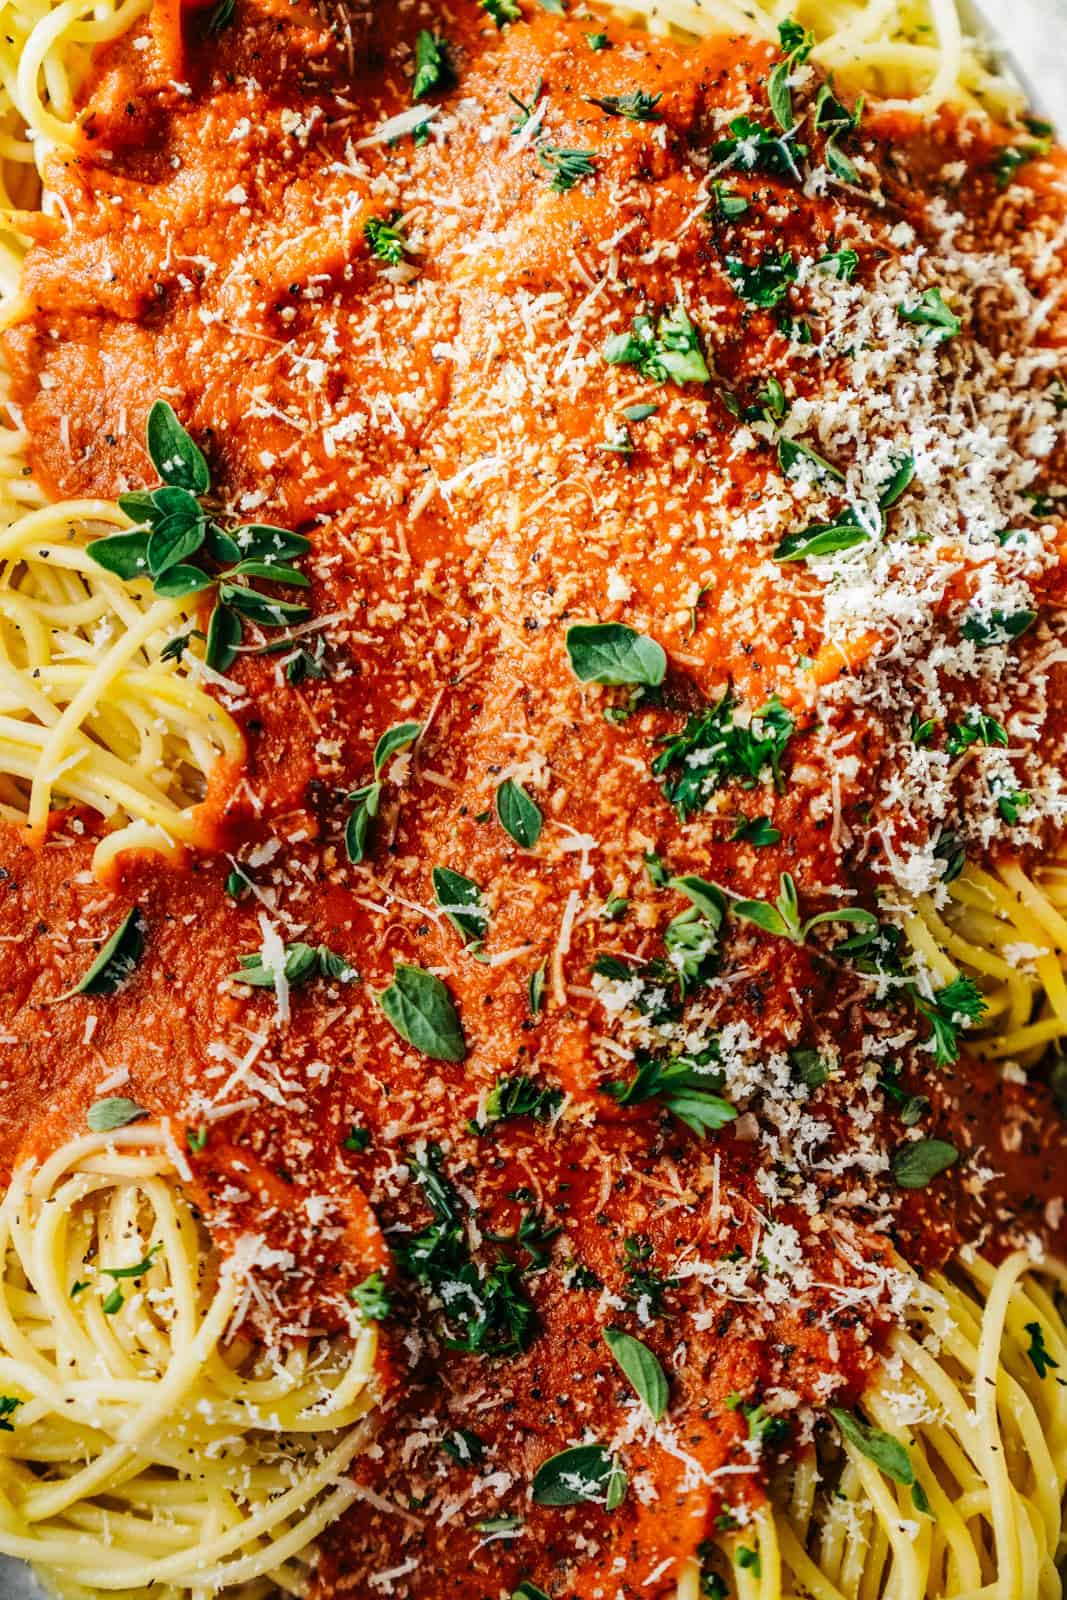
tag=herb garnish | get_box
[496,778,543,848]
[412,30,451,100]
[484,1075,563,1124]
[349,1270,391,1321]
[565,622,666,687]
[587,89,661,122]
[991,119,1052,188]
[532,1443,627,1508]
[537,145,599,192]
[913,975,986,1065]
[944,711,1008,758]
[481,0,521,23]
[345,720,421,863]
[230,941,355,990]
[653,690,793,816]
[830,1408,929,1514]
[710,115,807,183]
[397,1145,535,1355]
[898,287,961,342]
[433,866,489,945]
[86,1097,147,1133]
[774,453,915,563]
[605,1049,737,1136]
[1024,1320,1059,1378]
[602,1327,669,1419]
[891,1137,960,1189]
[0,1397,22,1433]
[57,907,146,1001]
[377,964,466,1061]
[960,608,1036,649]
[722,872,877,946]
[364,213,413,265]
[767,17,813,132]
[603,304,710,386]
[89,403,311,671]
[726,249,797,308]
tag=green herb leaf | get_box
[778,436,845,483]
[528,960,547,1014]
[146,401,210,494]
[496,778,543,848]
[603,305,710,386]
[0,1396,22,1433]
[86,1097,147,1133]
[512,1584,551,1600]
[377,964,466,1061]
[102,1242,162,1280]
[605,1050,736,1136]
[345,782,381,863]
[101,1287,124,1315]
[481,0,521,24]
[374,721,421,777]
[913,975,986,1064]
[532,1444,627,1506]
[945,711,1008,758]
[890,1137,959,1189]
[412,30,451,100]
[58,908,146,1000]
[485,1075,563,1124]
[774,518,869,562]
[538,145,599,192]
[898,287,961,342]
[365,213,412,265]
[587,89,661,121]
[710,115,807,182]
[726,248,797,308]
[205,603,242,671]
[831,1408,918,1487]
[818,247,859,281]
[87,531,150,582]
[602,1327,669,1419]
[566,622,666,687]
[1024,1320,1059,1378]
[349,1269,391,1321]
[433,865,489,944]
[960,608,1036,649]
[653,690,793,816]
[731,815,781,845]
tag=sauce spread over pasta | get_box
[1,0,1066,1594]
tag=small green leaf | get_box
[433,866,489,944]
[668,875,726,924]
[1025,1320,1059,1379]
[152,564,216,599]
[730,899,790,939]
[87,531,151,582]
[349,1269,391,1322]
[205,604,242,671]
[898,287,961,342]
[602,1327,669,1419]
[345,782,381,864]
[529,960,547,1014]
[774,520,869,562]
[0,1396,22,1433]
[102,1242,162,1280]
[377,963,466,1061]
[767,58,794,131]
[731,816,780,845]
[146,400,210,494]
[532,1443,626,1507]
[878,453,916,510]
[58,908,145,1000]
[496,778,543,848]
[587,90,661,122]
[565,622,666,687]
[86,1096,147,1133]
[373,721,422,778]
[101,1287,124,1315]
[512,1584,550,1600]
[831,1408,917,1486]
[778,436,844,483]
[412,30,451,100]
[890,1138,959,1189]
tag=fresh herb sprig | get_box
[345,721,422,863]
[653,690,793,817]
[89,402,311,671]
[603,305,710,386]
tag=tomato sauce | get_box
[2,0,1067,1594]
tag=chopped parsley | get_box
[364,213,412,265]
[652,690,794,816]
[397,1146,535,1356]
[1024,1321,1059,1379]
[349,1270,391,1321]
[604,1048,737,1136]
[710,114,807,182]
[913,975,986,1065]
[898,286,961,342]
[603,304,710,386]
[726,248,797,308]
[412,30,451,101]
[483,1074,563,1125]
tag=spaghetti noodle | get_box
[0,1125,378,1597]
